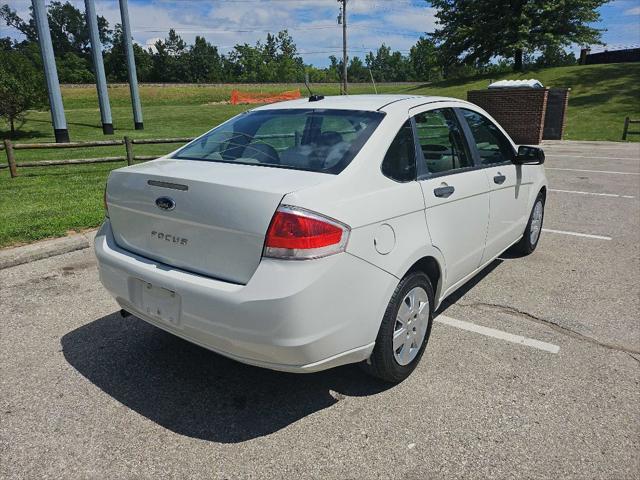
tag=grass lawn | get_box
[1,62,639,248]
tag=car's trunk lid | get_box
[106,158,331,284]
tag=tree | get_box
[427,0,608,71]
[0,1,111,57]
[535,45,577,67]
[365,44,411,82]
[224,30,304,83]
[225,43,265,82]
[57,52,94,83]
[348,57,369,82]
[188,36,222,83]
[261,33,278,82]
[328,55,343,83]
[150,29,188,82]
[104,24,152,82]
[0,49,47,134]
[274,30,304,82]
[409,36,440,82]
[1,1,112,84]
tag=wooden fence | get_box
[622,117,640,141]
[1,137,194,178]
[0,130,365,178]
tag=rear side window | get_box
[414,108,472,174]
[459,109,514,165]
[173,109,385,174]
[382,120,416,182]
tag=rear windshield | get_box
[172,109,385,174]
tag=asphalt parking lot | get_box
[1,140,638,479]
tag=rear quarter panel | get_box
[283,108,447,301]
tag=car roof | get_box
[252,94,470,113]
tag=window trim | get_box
[171,108,386,175]
[413,107,477,180]
[455,107,516,168]
[380,119,419,183]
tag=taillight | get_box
[263,206,350,260]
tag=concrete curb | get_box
[0,229,98,270]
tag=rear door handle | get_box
[433,186,455,198]
[493,174,506,184]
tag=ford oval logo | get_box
[155,196,175,211]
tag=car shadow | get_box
[437,258,504,314]
[61,312,392,443]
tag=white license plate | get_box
[141,282,181,325]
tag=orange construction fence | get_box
[230,89,301,105]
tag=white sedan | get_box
[96,95,547,383]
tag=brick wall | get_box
[467,88,549,144]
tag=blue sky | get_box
[1,0,639,66]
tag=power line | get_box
[130,24,427,37]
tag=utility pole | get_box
[32,0,69,143]
[338,0,348,95]
[118,0,144,130]
[85,0,113,134]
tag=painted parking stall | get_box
[0,141,638,478]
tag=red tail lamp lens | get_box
[266,211,343,249]
[263,206,350,259]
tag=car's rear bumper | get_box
[94,221,397,373]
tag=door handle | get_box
[433,185,455,198]
[493,173,506,184]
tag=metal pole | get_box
[342,0,348,95]
[85,0,113,135]
[118,0,143,130]
[32,0,69,143]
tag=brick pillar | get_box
[467,88,549,144]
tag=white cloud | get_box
[624,6,640,15]
[386,7,437,33]
[1,0,438,65]
[143,37,161,53]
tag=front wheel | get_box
[514,193,545,255]
[362,271,434,383]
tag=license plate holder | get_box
[140,282,181,326]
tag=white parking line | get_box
[549,188,635,199]
[435,315,560,353]
[542,228,612,241]
[546,154,640,161]
[546,167,640,176]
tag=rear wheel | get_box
[363,272,434,383]
[514,193,545,255]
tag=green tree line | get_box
[1,1,585,87]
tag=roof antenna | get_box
[368,68,378,94]
[305,72,324,102]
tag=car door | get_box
[458,108,530,262]
[412,106,491,291]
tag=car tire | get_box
[514,193,545,256]
[362,271,434,383]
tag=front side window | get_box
[381,120,416,182]
[414,108,472,175]
[460,109,514,165]
[173,109,385,174]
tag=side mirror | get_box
[514,145,545,165]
